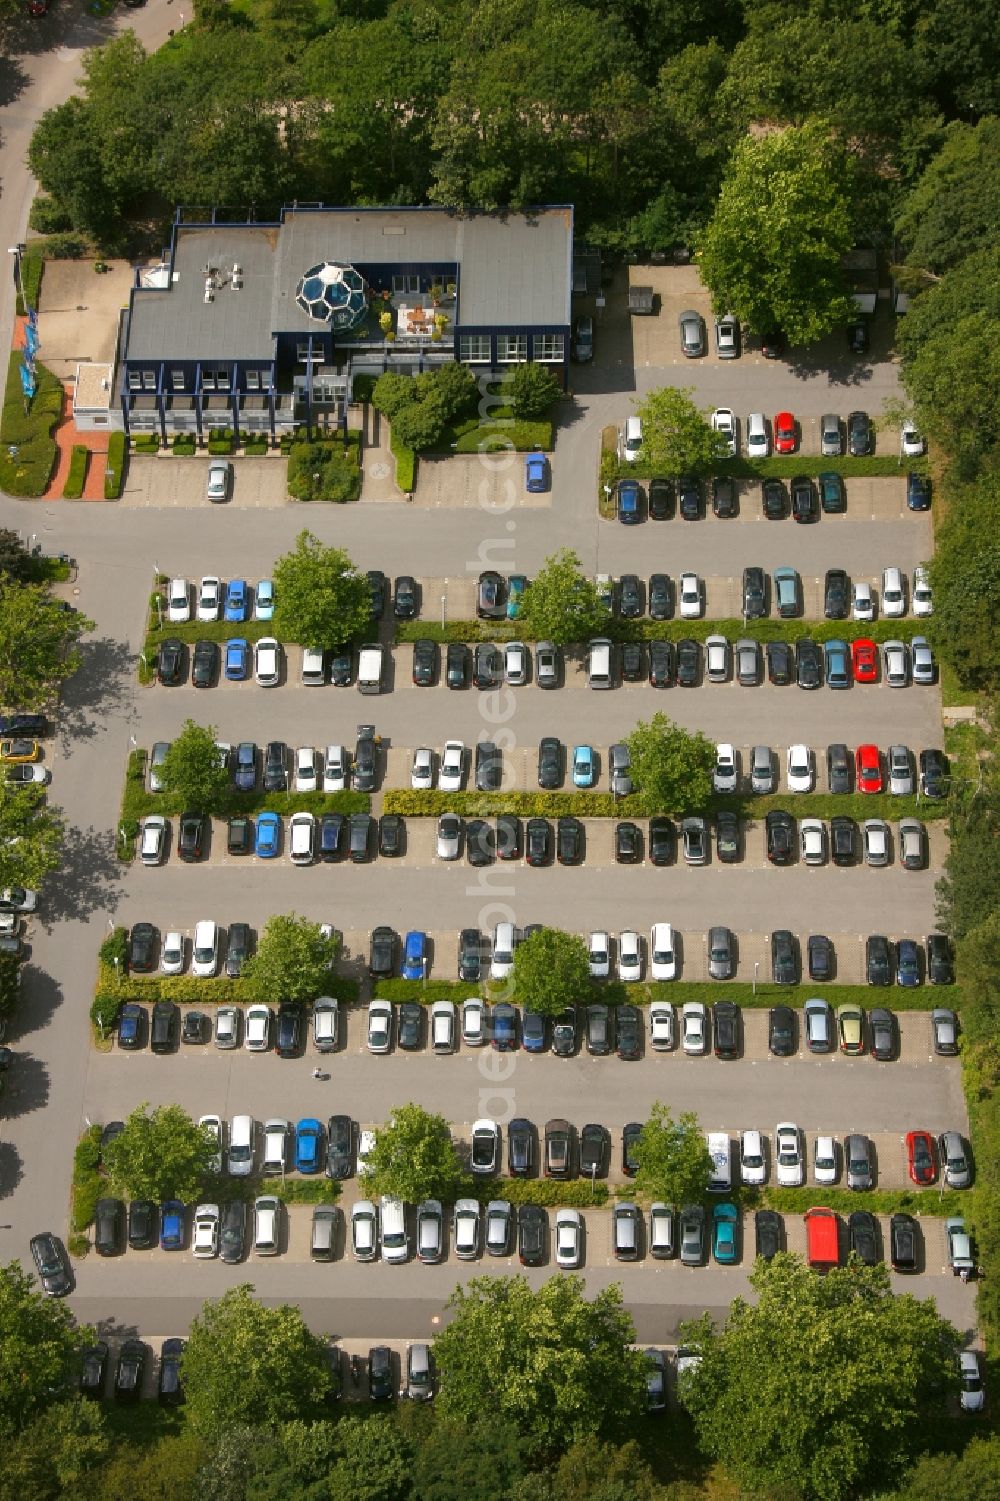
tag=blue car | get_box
[225,638,249,681]
[401,930,427,980]
[294,1118,323,1174]
[160,1200,185,1251]
[506,574,527,620]
[525,452,548,492]
[572,745,596,788]
[617,480,641,523]
[906,473,931,511]
[896,938,921,988]
[224,579,249,622]
[233,741,257,791]
[254,579,275,620]
[712,1202,739,1264]
[118,1002,144,1048]
[255,811,282,858]
[824,639,850,690]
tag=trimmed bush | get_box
[382,789,646,819]
[398,617,931,648]
[243,440,269,456]
[90,993,121,1035]
[62,444,89,499]
[39,232,88,259]
[99,926,128,969]
[104,430,126,498]
[71,1125,103,1232]
[28,197,72,235]
[469,1178,608,1208]
[286,439,361,502]
[390,430,416,492]
[132,433,159,453]
[372,979,475,1004]
[760,1186,966,1218]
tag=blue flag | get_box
[23,323,38,355]
[19,361,35,399]
[26,304,38,329]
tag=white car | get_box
[490,923,515,980]
[438,740,464,793]
[244,1004,272,1051]
[197,575,222,621]
[411,747,434,790]
[713,743,737,794]
[881,567,905,618]
[900,422,925,457]
[621,415,642,463]
[254,636,281,686]
[883,639,908,687]
[649,1001,674,1051]
[678,572,702,619]
[745,411,769,458]
[436,814,461,861]
[711,407,737,456]
[461,997,487,1047]
[774,1123,804,1187]
[166,577,191,623]
[911,565,933,618]
[430,999,456,1053]
[617,930,642,982]
[681,1001,707,1055]
[959,1351,986,1413]
[351,1199,378,1260]
[357,1129,377,1178]
[161,930,185,975]
[705,635,729,683]
[198,1115,223,1174]
[554,1207,583,1269]
[852,581,874,622]
[799,818,826,866]
[813,1135,838,1186]
[367,999,393,1054]
[139,815,167,865]
[504,641,528,686]
[192,1203,220,1259]
[739,1129,767,1187]
[786,744,814,793]
[649,922,677,981]
[911,635,934,684]
[207,459,232,502]
[322,744,347,793]
[294,747,318,793]
[862,818,890,867]
[192,919,219,977]
[588,930,610,979]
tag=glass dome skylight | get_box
[295,261,368,329]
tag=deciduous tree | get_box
[0,582,93,711]
[517,549,609,646]
[362,1103,467,1205]
[632,1104,713,1207]
[506,362,561,420]
[634,385,730,475]
[102,1103,217,1203]
[626,712,715,814]
[512,928,591,1018]
[157,719,230,814]
[240,913,339,1005]
[272,531,370,650]
[0,1262,92,1439]
[328,1414,414,1501]
[895,118,1000,277]
[0,783,63,893]
[412,1417,524,1501]
[0,1397,110,1501]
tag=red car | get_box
[773,411,797,454]
[851,639,879,683]
[906,1130,937,1186]
[856,744,883,794]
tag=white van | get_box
[253,1195,281,1255]
[227,1114,255,1177]
[262,1118,288,1176]
[301,647,326,686]
[430,1000,456,1054]
[706,1132,732,1193]
[621,416,643,463]
[289,812,316,865]
[490,923,516,980]
[380,1195,409,1264]
[357,643,384,694]
[588,637,613,690]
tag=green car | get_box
[712,1202,739,1264]
[506,574,528,619]
[818,471,845,513]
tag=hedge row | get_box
[122,776,370,825]
[71,1125,103,1232]
[104,431,125,498]
[62,444,89,499]
[390,429,416,492]
[602,453,912,486]
[468,1178,609,1208]
[94,963,360,1008]
[759,1186,967,1218]
[397,618,931,647]
[144,615,278,649]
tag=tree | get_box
[506,362,561,420]
[698,122,856,344]
[0,1262,91,1438]
[513,1436,665,1501]
[158,718,230,814]
[0,531,31,582]
[412,1417,524,1501]
[0,783,64,893]
[956,911,1000,1014]
[631,1104,713,1207]
[182,1286,332,1435]
[86,1430,208,1501]
[415,361,479,422]
[271,530,370,650]
[102,1103,217,1203]
[895,119,1000,278]
[926,466,1000,689]
[517,549,609,646]
[678,1256,960,1501]
[434,1274,647,1457]
[512,928,591,1018]
[240,913,339,1005]
[362,1103,467,1205]
[626,712,715,814]
[372,371,420,421]
[633,385,729,475]
[935,808,1000,939]
[0,1397,110,1501]
[328,1414,414,1501]
[391,390,449,452]
[890,1437,1000,1501]
[0,582,93,711]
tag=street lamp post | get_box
[440,593,446,628]
[753,960,759,997]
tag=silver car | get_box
[207,459,232,502]
[735,638,759,686]
[862,819,890,867]
[535,641,559,688]
[678,309,706,357]
[898,819,925,870]
[750,745,775,795]
[887,744,914,796]
[149,741,170,793]
[504,641,528,686]
[938,1131,971,1189]
[820,413,841,457]
[845,1134,873,1191]
[910,635,934,684]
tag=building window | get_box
[171,369,185,391]
[246,370,260,391]
[392,275,421,295]
[459,334,491,363]
[216,368,230,391]
[497,334,527,363]
[143,369,156,389]
[532,333,564,362]
[202,370,215,391]
[127,370,141,390]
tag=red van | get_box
[805,1207,840,1271]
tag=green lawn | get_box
[0,351,62,497]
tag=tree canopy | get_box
[157,718,230,814]
[633,385,730,475]
[361,1102,467,1205]
[0,582,92,712]
[895,118,1000,278]
[512,928,592,1018]
[271,531,370,651]
[632,1104,713,1207]
[626,712,715,814]
[240,913,339,1004]
[0,1262,91,1439]
[517,550,610,646]
[102,1103,217,1203]
[0,783,63,893]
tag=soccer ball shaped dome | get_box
[295,262,368,329]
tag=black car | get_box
[907,473,931,511]
[616,1005,642,1060]
[847,410,872,456]
[919,748,948,798]
[586,1003,612,1056]
[927,933,954,986]
[712,1001,740,1058]
[397,1002,422,1050]
[496,813,520,859]
[808,934,833,982]
[94,1196,125,1256]
[473,642,501,687]
[276,1002,302,1057]
[232,741,257,792]
[329,648,353,686]
[226,922,252,978]
[767,640,794,685]
[393,575,418,619]
[849,1210,880,1266]
[446,641,468,688]
[676,638,699,685]
[715,811,739,864]
[526,817,551,866]
[648,573,672,620]
[621,641,644,682]
[866,935,892,986]
[367,569,386,619]
[369,926,396,978]
[157,638,186,686]
[848,319,869,354]
[537,736,561,790]
[796,639,822,689]
[768,1005,796,1056]
[830,816,855,866]
[227,815,253,856]
[368,1346,394,1401]
[192,639,218,687]
[0,713,48,737]
[761,479,786,519]
[220,1199,247,1264]
[349,812,373,862]
[466,820,494,867]
[476,570,505,619]
[158,1338,185,1407]
[742,566,766,619]
[379,814,404,857]
[128,922,157,973]
[117,1002,146,1050]
[580,1123,607,1177]
[648,477,673,519]
[114,1340,145,1403]
[766,810,794,865]
[30,1232,71,1296]
[412,638,437,686]
[128,1198,157,1250]
[760,329,785,358]
[518,1205,547,1267]
[619,573,643,618]
[181,1011,206,1045]
[506,1116,534,1176]
[678,475,701,520]
[326,1115,353,1179]
[824,569,850,619]
[648,639,673,686]
[551,1005,577,1058]
[615,821,641,863]
[771,930,798,984]
[827,743,852,793]
[755,1210,783,1261]
[177,812,205,862]
[353,728,377,792]
[263,740,288,791]
[712,475,738,518]
[870,1007,895,1061]
[622,1122,642,1177]
[475,741,502,791]
[648,816,675,865]
[557,816,583,865]
[890,1213,918,1273]
[790,476,817,523]
[319,813,345,862]
[80,1342,109,1398]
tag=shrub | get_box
[286,440,360,502]
[372,979,474,1004]
[99,926,128,969]
[62,444,89,498]
[390,430,416,492]
[40,232,88,259]
[90,993,121,1035]
[468,1178,608,1208]
[171,437,197,456]
[453,419,552,453]
[104,431,126,498]
[372,371,419,420]
[71,1125,103,1232]
[16,246,44,315]
[29,197,72,235]
[133,433,159,453]
[0,351,62,496]
[505,362,561,420]
[243,439,269,456]
[382,789,646,819]
[207,430,234,456]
